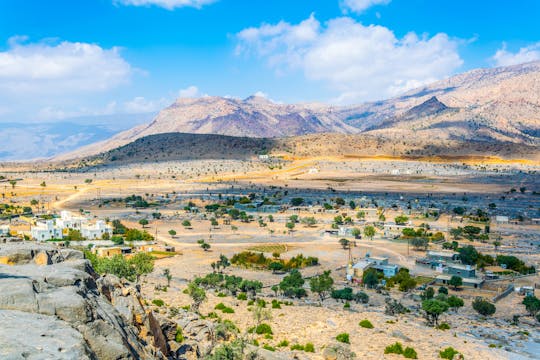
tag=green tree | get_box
[364,225,375,240]
[446,295,464,312]
[351,227,361,239]
[186,281,206,313]
[411,237,428,250]
[182,220,191,227]
[339,238,350,249]
[356,211,365,219]
[449,227,463,240]
[522,296,540,317]
[472,297,496,317]
[168,229,176,237]
[9,180,16,189]
[448,275,463,290]
[422,299,449,326]
[286,222,295,232]
[301,217,317,227]
[394,215,409,225]
[309,270,334,301]
[129,252,155,282]
[269,261,284,274]
[139,219,149,228]
[163,268,172,287]
[362,268,379,289]
[279,269,306,298]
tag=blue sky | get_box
[0,0,539,122]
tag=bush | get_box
[290,344,305,351]
[439,347,460,359]
[305,343,315,352]
[262,345,275,352]
[336,333,350,344]
[438,286,448,295]
[175,327,184,343]
[237,293,247,300]
[384,342,404,355]
[271,300,281,309]
[221,307,234,313]
[403,347,418,359]
[437,322,451,330]
[215,303,226,310]
[359,319,374,329]
[472,297,496,316]
[254,323,273,335]
[152,299,164,307]
[277,340,289,347]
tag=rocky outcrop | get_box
[0,243,166,360]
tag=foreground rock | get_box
[0,243,166,360]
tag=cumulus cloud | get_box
[0,37,133,94]
[178,85,204,98]
[123,96,170,113]
[340,0,390,13]
[492,42,540,67]
[114,0,217,10]
[236,15,462,103]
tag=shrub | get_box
[343,301,351,309]
[305,343,315,352]
[175,327,184,343]
[336,333,350,344]
[271,300,281,309]
[254,323,273,335]
[437,322,451,330]
[263,345,275,352]
[237,293,247,300]
[215,303,226,310]
[359,319,374,329]
[439,347,460,359]
[277,340,289,347]
[217,292,226,297]
[290,344,305,351]
[221,307,234,314]
[384,342,404,355]
[152,299,164,307]
[472,297,496,316]
[403,347,418,359]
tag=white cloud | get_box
[123,96,170,113]
[178,85,204,98]
[237,15,463,103]
[114,0,216,10]
[492,42,540,67]
[0,37,133,94]
[340,0,390,13]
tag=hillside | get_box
[58,61,540,161]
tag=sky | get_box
[0,0,539,123]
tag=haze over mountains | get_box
[36,61,540,162]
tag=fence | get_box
[492,284,514,303]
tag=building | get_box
[435,264,484,288]
[94,247,122,257]
[494,216,509,224]
[56,210,87,230]
[351,254,399,280]
[81,220,113,240]
[31,220,63,241]
[0,225,10,236]
[426,251,460,263]
[258,154,269,160]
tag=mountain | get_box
[58,61,540,161]
[0,113,154,161]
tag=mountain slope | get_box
[59,61,540,160]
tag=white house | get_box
[81,220,113,240]
[0,225,10,236]
[31,220,63,241]
[56,210,87,230]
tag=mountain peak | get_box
[403,96,449,119]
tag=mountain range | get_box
[47,61,540,162]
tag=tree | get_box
[9,180,16,189]
[310,270,334,301]
[446,295,464,312]
[421,287,435,300]
[139,219,149,228]
[163,268,172,287]
[458,245,479,265]
[349,200,356,209]
[40,181,46,187]
[168,229,176,238]
[448,275,463,290]
[364,225,375,240]
[339,238,350,250]
[290,198,304,206]
[186,281,206,313]
[356,211,365,220]
[269,261,284,274]
[351,228,361,239]
[301,217,317,227]
[279,269,306,298]
[422,299,449,326]
[200,242,211,251]
[394,215,409,225]
[411,237,428,251]
[129,252,155,282]
[522,296,540,317]
[182,220,191,227]
[362,268,379,288]
[472,297,496,317]
[285,222,295,232]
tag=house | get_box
[94,247,122,257]
[136,244,155,252]
[435,264,484,288]
[426,251,460,263]
[31,220,63,241]
[435,274,484,288]
[258,154,269,160]
[447,264,476,278]
[495,216,509,224]
[351,254,399,280]
[0,225,10,236]
[81,220,113,240]
[56,210,87,230]
[308,168,319,174]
